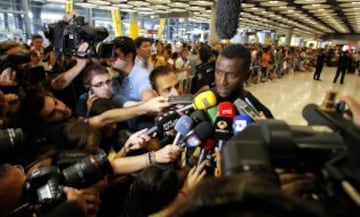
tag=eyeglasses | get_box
[90,79,112,88]
[215,69,239,79]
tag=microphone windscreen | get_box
[203,138,216,152]
[217,102,236,118]
[214,116,233,140]
[191,110,209,124]
[186,121,213,147]
[232,115,252,136]
[174,115,194,136]
[206,106,218,125]
[193,90,217,110]
[216,0,241,40]
[168,95,193,105]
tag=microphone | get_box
[168,95,193,105]
[206,106,218,125]
[190,110,209,124]
[146,111,180,135]
[176,90,217,113]
[173,115,194,146]
[185,121,213,148]
[302,103,337,129]
[215,102,236,150]
[197,138,216,168]
[232,115,252,136]
[233,98,260,121]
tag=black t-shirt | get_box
[211,87,274,119]
[191,61,215,94]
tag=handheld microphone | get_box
[176,90,217,113]
[206,106,218,125]
[172,115,194,146]
[233,98,260,121]
[232,115,252,136]
[185,121,213,147]
[168,95,193,105]
[146,111,180,135]
[215,102,236,150]
[196,138,216,168]
[190,110,209,124]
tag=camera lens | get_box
[0,128,24,164]
[62,151,113,188]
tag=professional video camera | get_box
[222,91,360,217]
[43,15,109,57]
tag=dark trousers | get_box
[313,64,323,80]
[333,67,346,84]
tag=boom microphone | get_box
[216,0,241,40]
[176,90,217,113]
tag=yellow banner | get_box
[111,9,123,36]
[65,0,73,13]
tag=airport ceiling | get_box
[41,0,360,38]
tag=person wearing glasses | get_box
[212,44,273,118]
[76,64,140,118]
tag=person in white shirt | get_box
[134,37,153,73]
[175,48,191,93]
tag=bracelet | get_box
[145,153,151,166]
[150,151,156,164]
[178,190,188,198]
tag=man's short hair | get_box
[112,36,136,61]
[149,66,176,91]
[31,34,43,41]
[199,45,212,63]
[134,36,151,49]
[83,64,109,87]
[220,44,251,72]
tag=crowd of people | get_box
[0,21,359,217]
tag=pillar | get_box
[285,28,293,46]
[31,1,43,33]
[129,12,139,39]
[208,2,219,46]
[3,12,9,30]
[22,0,32,39]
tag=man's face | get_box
[110,48,129,72]
[90,74,112,99]
[181,50,188,59]
[40,96,72,123]
[155,72,181,97]
[136,41,151,60]
[32,38,43,51]
[215,56,245,98]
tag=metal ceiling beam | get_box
[326,0,355,33]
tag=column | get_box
[285,28,293,46]
[208,2,219,46]
[31,1,43,33]
[239,31,249,44]
[129,12,139,39]
[22,0,32,39]
[3,12,9,30]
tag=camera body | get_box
[43,16,109,57]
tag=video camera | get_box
[0,52,31,73]
[222,91,360,217]
[43,15,109,58]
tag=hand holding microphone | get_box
[172,115,194,146]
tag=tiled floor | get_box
[247,67,360,125]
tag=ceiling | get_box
[43,0,360,39]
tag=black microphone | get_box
[146,111,180,136]
[184,121,213,148]
[190,110,210,124]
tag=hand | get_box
[154,144,182,163]
[181,160,207,194]
[276,169,315,196]
[5,93,20,113]
[80,187,101,217]
[340,95,360,127]
[76,42,90,63]
[143,96,170,114]
[87,90,98,114]
[124,128,151,152]
[63,186,87,215]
